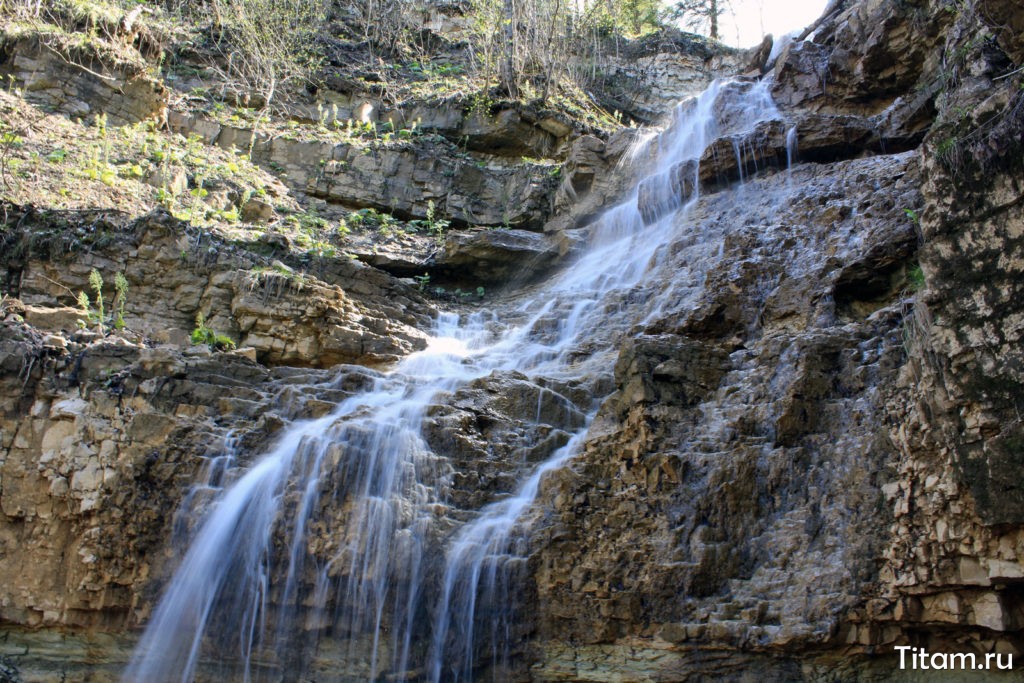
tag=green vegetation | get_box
[349,208,400,233]
[907,265,925,292]
[1,0,169,75]
[0,0,731,306]
[0,1,321,112]
[523,156,563,180]
[0,119,23,189]
[113,272,129,330]
[407,200,450,238]
[249,263,308,290]
[76,267,129,333]
[0,87,280,229]
[413,279,488,302]
[191,312,236,351]
[450,286,486,300]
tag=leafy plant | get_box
[87,268,105,328]
[73,269,129,333]
[425,200,450,237]
[113,272,129,330]
[76,290,92,328]
[119,162,145,178]
[214,207,240,222]
[156,187,176,208]
[0,121,24,188]
[191,312,237,351]
[76,267,129,333]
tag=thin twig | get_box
[993,65,1024,81]
[42,42,119,82]
[36,273,77,298]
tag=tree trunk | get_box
[499,0,519,97]
[541,0,563,102]
[710,0,719,40]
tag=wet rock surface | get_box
[525,1,1024,679]
[546,130,644,233]
[0,317,435,679]
[529,152,925,679]
[423,370,588,510]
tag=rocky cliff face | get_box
[530,150,921,680]
[5,206,432,367]
[527,0,1024,679]
[2,0,1024,681]
[880,0,1024,659]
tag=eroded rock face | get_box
[0,39,167,125]
[439,229,563,283]
[772,0,947,113]
[526,1,1024,678]
[0,318,408,677]
[529,152,924,679]
[168,111,560,231]
[3,206,432,368]
[770,0,949,147]
[0,326,266,632]
[3,0,1024,679]
[547,130,646,233]
[594,29,745,124]
[423,371,589,511]
[869,0,1024,655]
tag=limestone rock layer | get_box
[2,0,1024,680]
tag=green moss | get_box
[907,265,925,291]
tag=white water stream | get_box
[124,78,786,683]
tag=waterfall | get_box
[123,78,786,682]
[786,125,799,171]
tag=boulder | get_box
[22,305,84,333]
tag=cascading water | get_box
[123,77,788,682]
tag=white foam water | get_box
[123,78,786,683]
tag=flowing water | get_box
[124,77,787,683]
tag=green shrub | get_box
[191,312,236,351]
